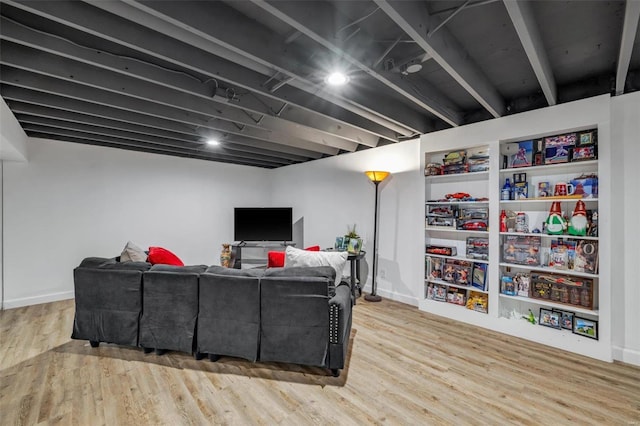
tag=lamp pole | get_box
[364,170,390,302]
[365,179,382,302]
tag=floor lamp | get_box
[364,170,390,302]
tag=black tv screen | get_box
[234,207,293,242]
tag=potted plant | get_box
[345,224,362,254]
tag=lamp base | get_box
[364,293,382,302]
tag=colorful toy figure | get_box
[545,201,566,235]
[568,200,588,236]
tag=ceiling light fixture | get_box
[206,139,220,146]
[325,71,349,86]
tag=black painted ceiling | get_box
[1,1,638,168]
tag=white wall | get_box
[611,91,640,365]
[2,138,270,308]
[0,97,28,162]
[270,140,423,305]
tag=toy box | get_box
[571,145,597,162]
[531,273,593,309]
[433,284,448,302]
[457,207,489,231]
[442,259,472,286]
[544,132,576,164]
[466,291,488,313]
[500,274,517,296]
[471,263,488,291]
[578,129,597,146]
[505,140,534,168]
[502,235,541,266]
[573,240,598,274]
[425,256,443,280]
[570,174,598,198]
[447,287,467,305]
[426,245,457,256]
[466,237,489,260]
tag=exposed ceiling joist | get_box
[250,0,464,127]
[2,0,387,148]
[11,106,309,163]
[0,67,337,156]
[0,37,359,154]
[24,124,285,168]
[2,93,318,161]
[503,0,557,106]
[104,0,425,137]
[616,0,640,95]
[374,0,506,117]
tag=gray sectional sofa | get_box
[71,258,352,376]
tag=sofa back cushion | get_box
[264,266,337,296]
[259,275,332,367]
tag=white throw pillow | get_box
[120,241,147,262]
[285,246,348,285]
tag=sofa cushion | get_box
[120,241,147,262]
[284,246,347,285]
[149,264,208,274]
[264,265,337,296]
[148,246,184,266]
[205,265,265,277]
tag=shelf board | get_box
[498,262,599,278]
[426,200,489,205]
[500,197,598,204]
[425,226,489,235]
[425,170,489,182]
[425,278,489,293]
[498,294,598,315]
[425,253,489,264]
[421,297,489,314]
[500,232,599,241]
[499,160,597,174]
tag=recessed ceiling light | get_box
[206,139,220,146]
[326,71,349,86]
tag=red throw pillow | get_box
[268,245,321,268]
[148,246,185,266]
[267,251,286,268]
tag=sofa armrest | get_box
[329,284,352,344]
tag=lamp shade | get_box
[365,170,390,183]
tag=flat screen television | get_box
[234,207,293,242]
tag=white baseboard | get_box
[2,291,74,310]
[612,345,640,367]
[360,284,419,307]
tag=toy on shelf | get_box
[545,201,566,235]
[568,200,588,236]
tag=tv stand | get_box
[231,242,295,269]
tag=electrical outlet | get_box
[380,270,386,279]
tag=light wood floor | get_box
[1,298,639,425]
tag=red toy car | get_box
[445,192,471,200]
[461,220,488,231]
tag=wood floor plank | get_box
[1,298,639,424]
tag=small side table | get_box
[323,249,366,305]
[347,251,366,305]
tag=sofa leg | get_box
[89,340,99,348]
[330,368,340,377]
[208,354,220,362]
[194,352,205,360]
[155,349,167,356]
[142,347,154,354]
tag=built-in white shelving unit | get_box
[420,117,611,362]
